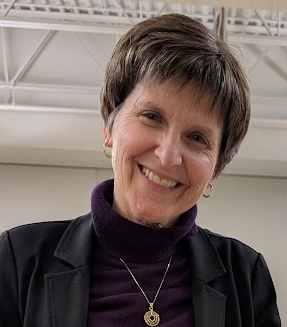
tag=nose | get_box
[154,135,183,168]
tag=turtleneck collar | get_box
[91,179,197,263]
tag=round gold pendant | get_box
[144,310,160,326]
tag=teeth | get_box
[141,166,177,188]
[148,171,154,182]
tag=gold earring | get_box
[103,143,112,158]
[203,183,213,198]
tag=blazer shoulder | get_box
[198,227,260,262]
[7,219,72,243]
[6,212,91,236]
[1,213,91,260]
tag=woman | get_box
[0,14,280,327]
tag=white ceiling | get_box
[0,1,287,177]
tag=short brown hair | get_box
[101,13,250,177]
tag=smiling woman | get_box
[0,13,281,327]
[104,81,222,227]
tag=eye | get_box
[140,111,162,126]
[188,133,207,145]
[142,112,160,121]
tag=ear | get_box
[207,175,214,187]
[102,123,112,147]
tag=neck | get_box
[91,179,198,263]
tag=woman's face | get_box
[103,80,222,227]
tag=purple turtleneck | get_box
[88,179,197,327]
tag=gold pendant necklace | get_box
[119,256,172,326]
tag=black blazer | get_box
[0,213,281,327]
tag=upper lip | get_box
[138,164,181,184]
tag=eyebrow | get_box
[133,99,160,110]
[135,99,221,132]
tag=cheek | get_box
[187,154,216,186]
[111,133,141,173]
[111,144,126,176]
[115,125,152,157]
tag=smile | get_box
[139,165,178,188]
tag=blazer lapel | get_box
[45,214,95,327]
[45,266,90,327]
[188,228,227,327]
[193,279,226,327]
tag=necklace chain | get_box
[119,256,172,326]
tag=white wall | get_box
[0,164,115,230]
[0,164,286,324]
[197,176,287,325]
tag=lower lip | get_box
[138,166,178,194]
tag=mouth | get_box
[138,165,179,188]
